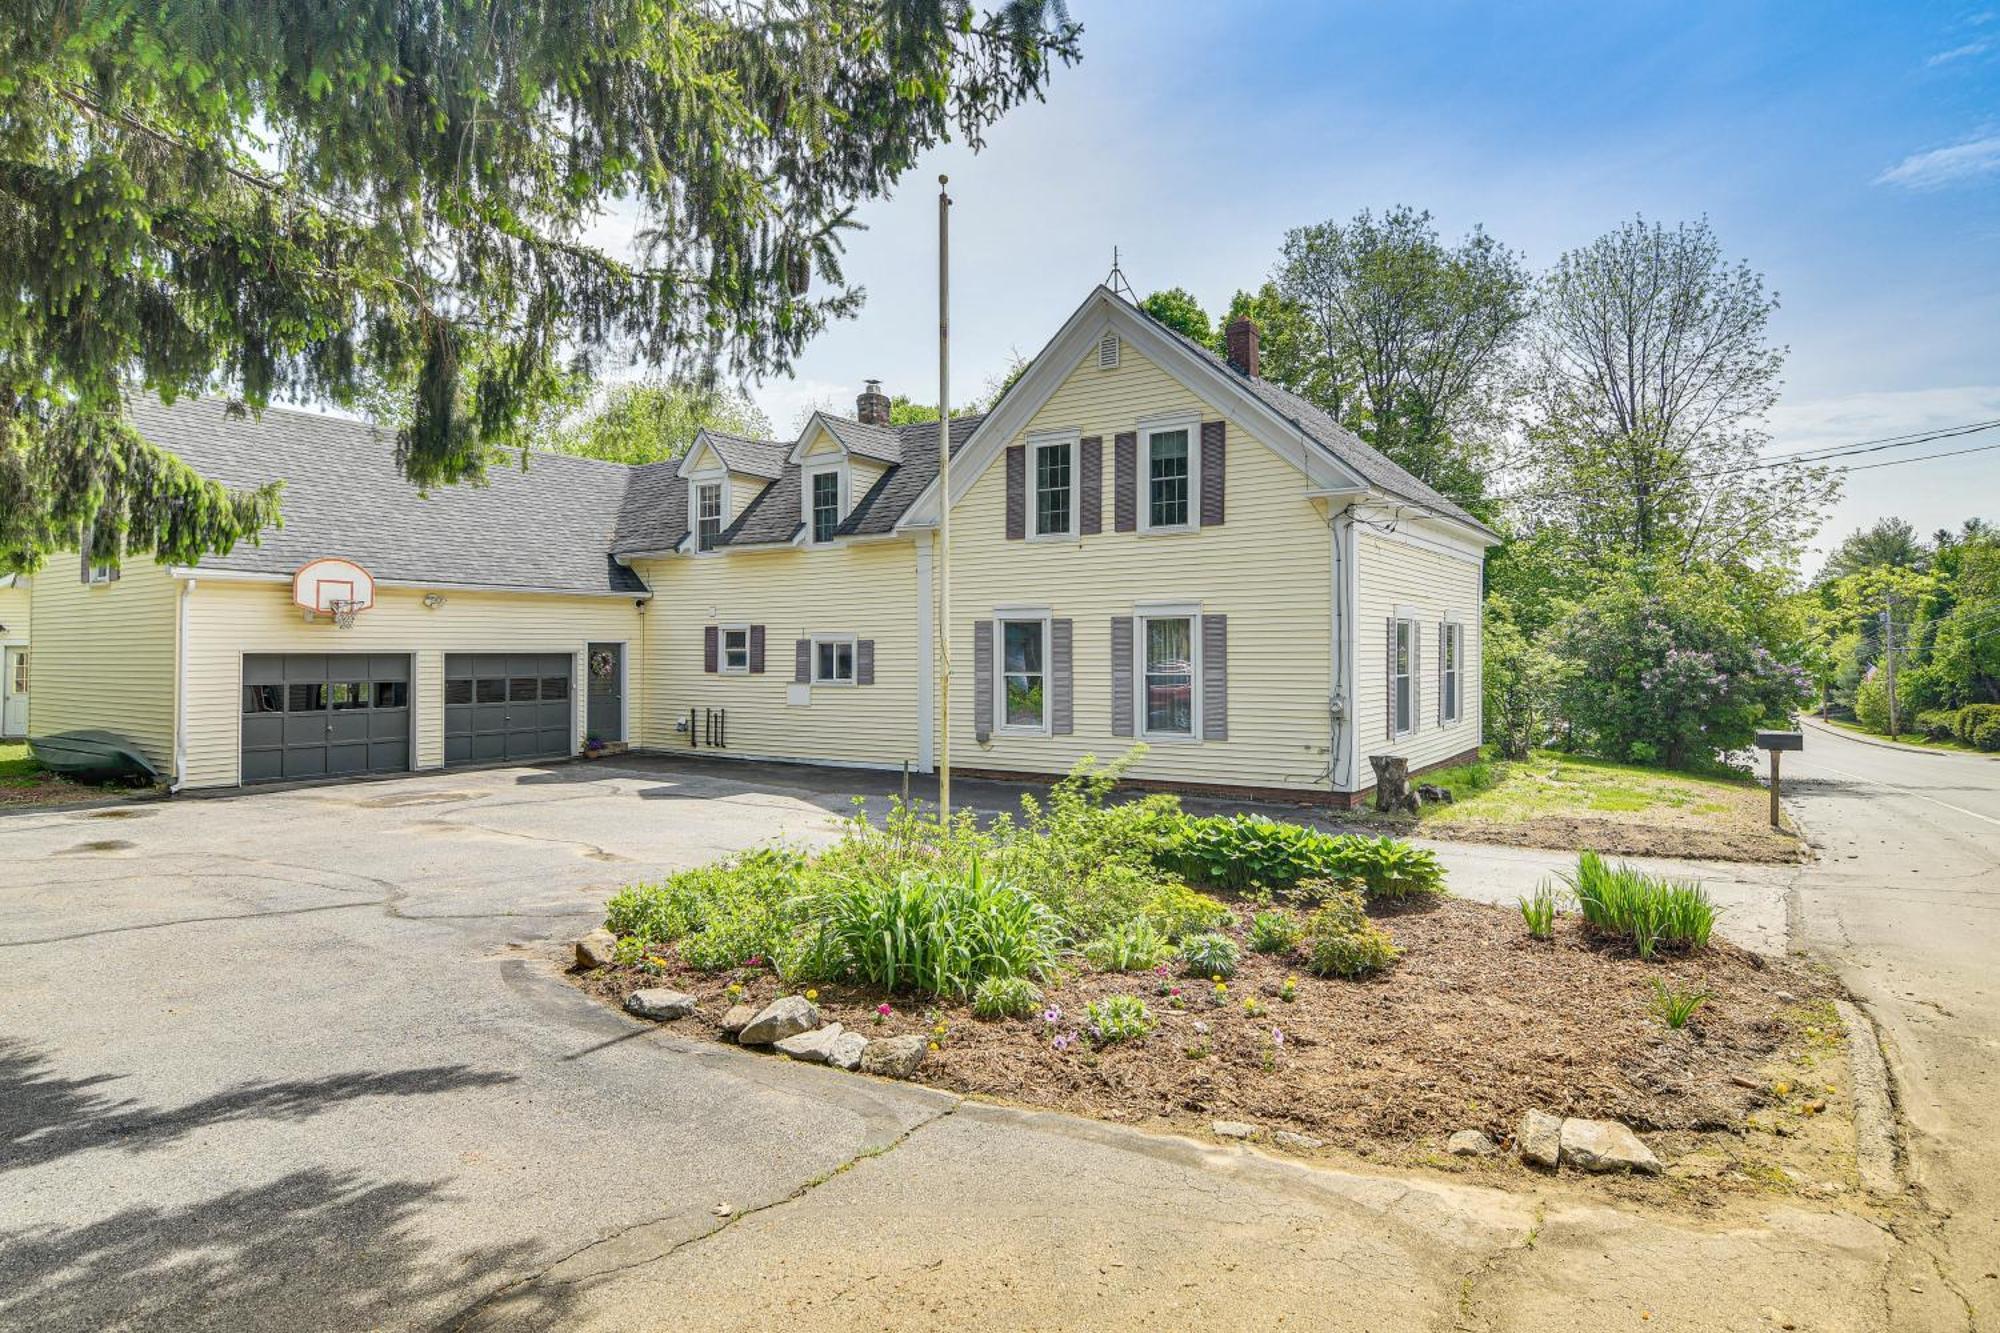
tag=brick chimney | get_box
[856,379,891,426]
[1224,316,1261,379]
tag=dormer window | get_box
[695,481,724,551]
[811,470,841,543]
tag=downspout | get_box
[1328,505,1344,801]
[171,577,195,793]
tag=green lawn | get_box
[1818,716,1989,756]
[0,740,40,787]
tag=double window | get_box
[812,635,855,685]
[1442,622,1462,724]
[695,481,724,551]
[1139,613,1196,738]
[998,616,1048,732]
[720,626,750,673]
[809,469,842,544]
[1141,424,1194,531]
[1392,618,1415,736]
[1032,438,1073,538]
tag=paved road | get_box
[1790,721,2000,1330]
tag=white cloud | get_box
[1875,134,2000,188]
[1926,39,1991,65]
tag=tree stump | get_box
[1369,754,1419,814]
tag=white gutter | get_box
[171,577,195,793]
[166,567,652,600]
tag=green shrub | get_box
[1080,916,1174,971]
[1246,910,1303,954]
[806,857,1062,997]
[1140,881,1234,940]
[1178,931,1241,978]
[1084,994,1156,1043]
[1519,881,1561,941]
[1646,977,1713,1029]
[1564,851,1717,959]
[1968,705,2000,752]
[1302,886,1399,978]
[604,850,805,969]
[1914,709,1958,742]
[989,754,1187,934]
[1162,815,1445,900]
[1854,676,1891,733]
[971,974,1044,1019]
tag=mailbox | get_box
[1755,730,1803,752]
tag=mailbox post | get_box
[1755,730,1804,829]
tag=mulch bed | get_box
[578,895,1837,1164]
[1422,816,1805,864]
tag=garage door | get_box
[444,653,574,766]
[242,654,412,783]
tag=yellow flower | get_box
[805,989,819,1002]
[1210,974,1222,984]
[927,1041,940,1052]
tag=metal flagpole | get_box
[937,175,954,819]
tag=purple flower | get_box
[1271,1026,1285,1046]
[1042,1005,1062,1025]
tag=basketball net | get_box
[327,598,358,630]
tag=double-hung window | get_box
[1141,425,1193,531]
[695,482,724,551]
[1392,618,1415,736]
[720,626,750,673]
[813,635,855,685]
[1441,622,1462,724]
[998,616,1048,732]
[1139,613,1196,738]
[810,470,842,544]
[1032,438,1073,538]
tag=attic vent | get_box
[1098,333,1120,369]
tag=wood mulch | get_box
[1410,815,1806,864]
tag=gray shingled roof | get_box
[699,429,788,479]
[131,397,648,595]
[820,415,904,465]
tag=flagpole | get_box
[937,175,953,820]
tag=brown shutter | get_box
[1201,614,1228,740]
[1110,616,1134,737]
[107,561,120,582]
[1113,433,1137,532]
[749,625,766,674]
[793,638,811,684]
[1050,619,1073,735]
[1200,421,1226,526]
[1005,444,1026,540]
[973,620,994,743]
[1386,619,1396,740]
[857,639,875,686]
[704,625,719,674]
[1079,436,1103,536]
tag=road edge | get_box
[1798,715,1998,762]
[1833,998,1901,1198]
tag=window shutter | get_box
[1201,615,1228,740]
[79,545,90,584]
[1110,616,1134,737]
[1079,436,1103,536]
[107,562,120,583]
[749,625,766,674]
[703,625,719,674]
[1113,433,1137,532]
[973,620,994,743]
[1386,619,1396,740]
[793,638,811,684]
[1200,421,1226,526]
[1005,444,1026,540]
[857,639,875,686]
[1050,619,1073,735]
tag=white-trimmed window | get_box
[695,481,724,551]
[11,650,27,695]
[87,562,116,586]
[1441,621,1462,724]
[1138,610,1198,739]
[812,634,855,685]
[998,615,1049,733]
[1031,436,1074,538]
[720,625,751,674]
[1392,618,1415,736]
[807,467,843,544]
[1140,422,1197,532]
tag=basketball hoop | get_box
[293,558,375,628]
[327,598,359,630]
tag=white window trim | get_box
[810,632,857,686]
[1441,620,1463,724]
[1392,616,1416,738]
[802,462,848,545]
[1134,602,1203,743]
[719,622,752,675]
[692,473,729,555]
[1137,415,1201,535]
[993,609,1053,737]
[1027,430,1079,542]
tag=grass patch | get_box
[0,741,39,787]
[1819,715,1987,755]
[1428,750,1761,826]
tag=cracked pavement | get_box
[0,750,1974,1330]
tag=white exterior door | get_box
[1,647,26,738]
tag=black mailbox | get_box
[1755,730,1804,752]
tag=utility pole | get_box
[936,175,953,818]
[1882,602,1899,740]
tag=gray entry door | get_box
[586,643,623,743]
[443,653,574,766]
[242,653,412,783]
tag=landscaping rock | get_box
[1517,1110,1563,1169]
[1211,1120,1259,1140]
[624,988,697,1021]
[774,1024,847,1064]
[736,995,820,1046]
[1417,783,1454,805]
[719,1003,757,1036]
[825,1031,870,1071]
[859,1034,928,1079]
[574,928,618,969]
[1447,1129,1497,1157]
[1272,1131,1325,1151]
[1558,1118,1661,1175]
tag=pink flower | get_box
[877,1003,892,1016]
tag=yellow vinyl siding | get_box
[27,559,179,774]
[179,580,646,788]
[633,539,922,769]
[942,342,1335,793]
[1352,529,1482,775]
[0,580,28,646]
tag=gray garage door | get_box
[242,654,412,783]
[444,653,574,766]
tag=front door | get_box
[2,647,26,738]
[586,643,624,743]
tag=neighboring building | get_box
[26,287,1496,804]
[0,575,28,739]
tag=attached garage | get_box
[242,653,412,783]
[444,653,575,766]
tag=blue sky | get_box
[731,0,1999,560]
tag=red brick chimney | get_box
[856,379,891,426]
[1225,316,1260,379]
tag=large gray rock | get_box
[737,995,820,1046]
[1447,1129,1497,1157]
[624,988,697,1021]
[825,1031,870,1071]
[719,1003,758,1036]
[574,928,618,969]
[1272,1130,1325,1151]
[1559,1118,1661,1175]
[859,1033,928,1079]
[773,1024,848,1064]
[1517,1110,1563,1169]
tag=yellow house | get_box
[27,287,1495,804]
